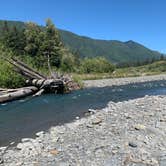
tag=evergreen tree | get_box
[24,22,42,56]
[39,19,63,68]
[7,26,25,54]
[72,50,81,66]
[1,21,10,46]
[1,22,26,55]
[2,21,9,33]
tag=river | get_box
[0,80,166,146]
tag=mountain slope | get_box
[60,29,161,63]
[0,20,162,63]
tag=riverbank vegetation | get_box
[0,19,165,88]
[73,60,166,80]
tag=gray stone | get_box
[16,143,24,150]
[128,142,137,148]
[36,131,45,137]
[75,116,80,120]
[92,118,102,125]
[21,138,33,143]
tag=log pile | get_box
[0,57,80,103]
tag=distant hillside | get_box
[0,20,162,63]
[60,30,161,63]
[0,20,25,31]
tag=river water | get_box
[0,80,166,146]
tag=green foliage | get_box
[146,61,166,72]
[116,56,165,68]
[0,63,25,88]
[0,20,163,64]
[73,60,166,81]
[60,31,162,63]
[80,57,115,73]
[39,19,63,67]
[0,19,165,89]
[114,60,166,77]
[24,22,41,56]
[1,20,65,68]
[60,54,77,72]
[0,55,25,88]
[0,21,25,55]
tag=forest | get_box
[0,19,115,88]
[0,19,165,88]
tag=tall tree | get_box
[1,22,25,55]
[39,19,63,69]
[24,22,42,56]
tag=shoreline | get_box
[0,75,166,165]
[83,74,166,88]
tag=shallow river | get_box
[0,80,166,146]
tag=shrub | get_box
[60,53,79,72]
[0,60,25,88]
[80,57,115,73]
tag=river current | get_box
[0,80,166,146]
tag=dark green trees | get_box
[24,19,64,69]
[1,19,64,67]
[0,19,115,74]
[39,19,63,68]
[24,22,41,56]
[1,21,25,55]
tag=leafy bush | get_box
[80,57,115,73]
[0,60,25,88]
[60,53,78,72]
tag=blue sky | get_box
[0,0,165,53]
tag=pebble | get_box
[75,116,80,120]
[88,109,96,114]
[36,131,45,137]
[17,143,24,150]
[134,124,146,130]
[50,149,59,155]
[92,118,102,125]
[128,142,138,148]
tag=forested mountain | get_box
[60,29,161,63]
[0,20,162,63]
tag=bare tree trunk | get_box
[12,57,46,79]
[0,86,38,103]
[5,58,45,79]
[47,54,53,78]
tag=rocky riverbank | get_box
[0,94,166,166]
[84,74,166,88]
[0,75,166,166]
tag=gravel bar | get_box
[84,74,166,88]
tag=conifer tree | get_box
[24,22,41,56]
[39,19,63,68]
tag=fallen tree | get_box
[0,86,38,103]
[0,57,80,103]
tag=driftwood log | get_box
[0,86,38,103]
[0,57,80,103]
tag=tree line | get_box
[116,55,166,68]
[0,19,115,74]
